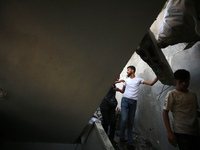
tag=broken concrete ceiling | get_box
[0,0,165,143]
[136,30,175,86]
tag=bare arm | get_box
[115,85,125,93]
[163,109,177,147]
[143,77,158,86]
[115,80,125,84]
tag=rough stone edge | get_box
[94,122,115,150]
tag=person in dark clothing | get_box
[100,76,124,143]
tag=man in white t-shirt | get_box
[116,65,158,149]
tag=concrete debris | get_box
[113,129,157,150]
[136,30,175,86]
[132,131,157,150]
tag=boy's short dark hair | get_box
[127,66,136,73]
[174,69,190,80]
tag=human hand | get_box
[168,132,178,147]
[115,88,119,91]
[115,88,121,93]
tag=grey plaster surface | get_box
[0,0,165,144]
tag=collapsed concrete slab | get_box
[0,0,166,144]
[136,30,176,86]
[1,122,114,150]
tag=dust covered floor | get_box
[94,109,158,150]
[112,130,158,150]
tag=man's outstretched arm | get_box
[143,77,158,86]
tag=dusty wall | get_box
[0,0,166,143]
[116,9,200,150]
[134,42,200,150]
[116,42,200,150]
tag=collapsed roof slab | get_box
[136,30,176,86]
[0,0,166,143]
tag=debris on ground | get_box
[113,130,158,150]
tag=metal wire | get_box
[157,84,171,101]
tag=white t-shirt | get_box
[123,77,144,100]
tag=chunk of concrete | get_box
[136,30,176,86]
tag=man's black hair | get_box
[127,66,136,73]
[174,69,190,80]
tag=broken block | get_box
[136,30,175,86]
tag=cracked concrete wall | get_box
[117,42,200,150]
[116,9,200,150]
[134,42,200,150]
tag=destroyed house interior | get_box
[0,0,200,150]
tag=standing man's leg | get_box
[127,99,137,146]
[120,97,129,145]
